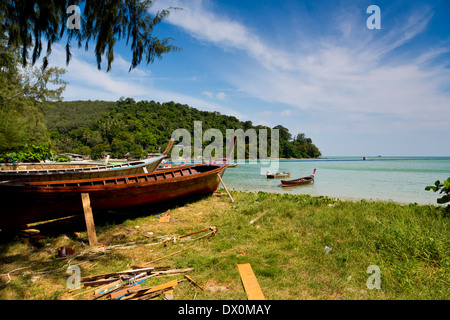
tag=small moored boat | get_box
[280,169,316,187]
[267,171,291,179]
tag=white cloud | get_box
[281,109,292,117]
[216,92,226,100]
[151,0,295,71]
[155,0,450,136]
[202,90,213,98]
[44,43,248,120]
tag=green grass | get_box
[0,191,448,300]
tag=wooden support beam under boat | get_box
[81,193,98,246]
[0,152,232,229]
[217,173,234,203]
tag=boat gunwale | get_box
[12,163,227,192]
[0,156,164,175]
[280,175,314,184]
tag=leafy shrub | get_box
[425,178,450,208]
[0,144,53,163]
[55,155,71,162]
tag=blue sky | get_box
[48,0,450,156]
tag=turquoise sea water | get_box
[220,157,450,205]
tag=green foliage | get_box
[55,155,71,162]
[1,0,179,71]
[44,99,322,160]
[426,178,450,207]
[0,31,67,153]
[0,144,53,163]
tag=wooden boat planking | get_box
[0,137,237,229]
[0,163,227,229]
[0,162,103,171]
[279,169,316,187]
[0,139,174,182]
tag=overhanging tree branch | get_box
[1,0,180,72]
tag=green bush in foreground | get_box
[426,178,450,213]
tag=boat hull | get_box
[0,157,164,182]
[280,178,314,187]
[0,164,227,229]
[0,139,175,182]
[280,169,316,187]
[267,173,290,179]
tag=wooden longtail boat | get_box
[266,171,291,179]
[279,169,316,187]
[0,140,174,182]
[0,162,227,229]
[0,162,102,171]
[0,138,237,229]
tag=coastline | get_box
[223,187,440,207]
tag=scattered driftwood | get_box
[63,227,219,300]
[69,264,195,300]
[16,228,48,241]
[155,209,187,223]
[83,278,122,287]
[179,226,218,239]
[81,266,170,283]
[250,210,268,225]
[121,279,178,300]
[159,209,171,223]
[184,274,205,291]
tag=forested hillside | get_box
[2,98,321,161]
[44,98,321,160]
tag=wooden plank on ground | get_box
[83,278,120,287]
[159,215,171,223]
[184,274,205,291]
[123,279,178,300]
[237,263,265,300]
[250,210,268,224]
[94,280,122,296]
[81,266,169,282]
[110,284,142,300]
[141,279,178,295]
[81,193,98,246]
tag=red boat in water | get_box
[280,169,316,187]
